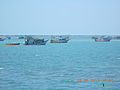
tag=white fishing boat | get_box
[93,36,112,42]
[50,36,69,43]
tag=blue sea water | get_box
[0,36,120,90]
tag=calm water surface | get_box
[0,36,120,90]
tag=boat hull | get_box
[50,40,68,43]
[0,38,5,41]
[95,40,111,42]
[5,43,20,45]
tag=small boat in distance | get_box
[50,36,69,43]
[17,36,25,39]
[112,36,120,40]
[5,43,20,45]
[94,36,112,42]
[0,37,5,41]
[24,37,48,45]
[6,36,11,39]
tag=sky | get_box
[0,0,120,35]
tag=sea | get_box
[0,35,120,90]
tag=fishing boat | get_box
[6,36,11,39]
[24,35,33,39]
[0,37,5,41]
[94,36,111,42]
[5,43,20,45]
[24,38,48,45]
[112,36,120,40]
[91,36,98,39]
[17,36,25,39]
[50,36,69,43]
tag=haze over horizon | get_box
[0,0,120,35]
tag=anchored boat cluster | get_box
[0,35,70,45]
[0,35,119,45]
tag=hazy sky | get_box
[0,0,120,35]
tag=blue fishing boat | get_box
[0,37,5,41]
